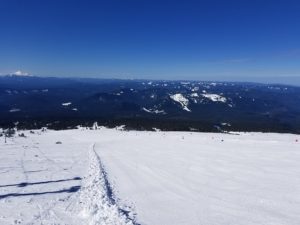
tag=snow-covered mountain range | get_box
[1,75,300,133]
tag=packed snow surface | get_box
[201,93,227,103]
[169,93,191,111]
[0,128,300,225]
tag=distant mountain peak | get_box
[9,70,32,77]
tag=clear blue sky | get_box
[1,0,300,84]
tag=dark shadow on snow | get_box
[0,186,81,199]
[0,177,81,188]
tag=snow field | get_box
[0,128,300,225]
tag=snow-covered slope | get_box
[170,94,191,112]
[0,129,300,225]
[201,93,227,103]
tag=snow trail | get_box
[74,143,138,225]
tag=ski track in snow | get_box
[72,143,138,225]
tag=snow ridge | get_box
[77,144,138,225]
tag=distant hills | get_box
[1,75,300,133]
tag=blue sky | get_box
[1,0,300,84]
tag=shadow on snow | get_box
[0,177,81,188]
[0,186,81,199]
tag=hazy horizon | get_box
[2,71,300,87]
